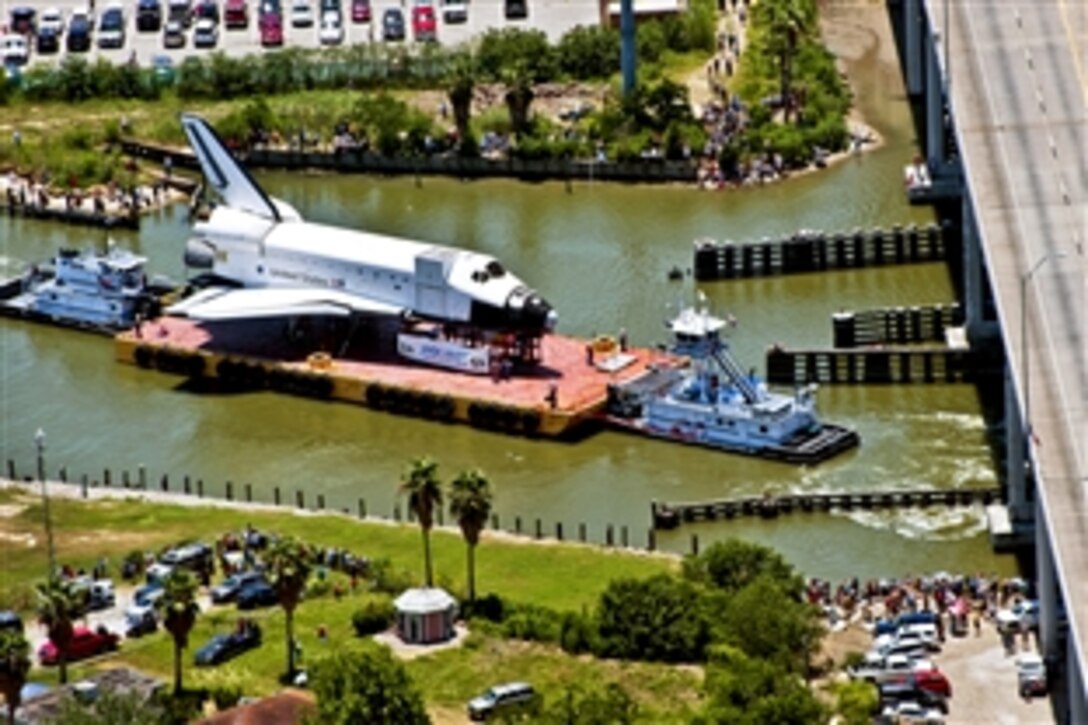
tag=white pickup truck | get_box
[848,653,935,684]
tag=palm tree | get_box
[267,536,312,679]
[0,630,30,725]
[158,568,199,696]
[400,457,443,588]
[34,577,83,685]
[756,0,814,123]
[448,469,493,605]
[446,52,477,155]
[503,62,536,138]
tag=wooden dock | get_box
[693,223,949,280]
[764,345,986,385]
[831,303,964,347]
[652,488,1004,529]
[3,198,139,230]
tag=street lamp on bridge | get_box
[34,428,57,578]
[1020,252,1065,455]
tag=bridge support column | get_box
[1069,646,1088,725]
[961,197,986,339]
[1036,502,1059,660]
[1004,369,1029,521]
[904,0,923,95]
[925,29,945,167]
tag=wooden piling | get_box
[6,459,14,480]
[317,494,325,510]
[273,486,281,506]
[358,498,366,518]
[196,479,204,498]
[245,483,252,502]
[225,481,233,501]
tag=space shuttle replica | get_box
[168,114,557,372]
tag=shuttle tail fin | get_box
[180,113,283,222]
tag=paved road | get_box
[2,0,601,68]
[937,0,1087,705]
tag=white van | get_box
[0,35,29,66]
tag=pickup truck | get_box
[848,653,935,684]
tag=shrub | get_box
[596,574,709,662]
[476,27,557,83]
[556,25,619,80]
[500,603,562,643]
[210,684,243,711]
[559,610,598,655]
[366,558,414,595]
[465,592,505,622]
[352,596,395,637]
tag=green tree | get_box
[830,680,880,725]
[0,630,30,725]
[476,27,556,83]
[541,682,637,724]
[682,538,802,596]
[157,568,200,696]
[696,644,826,725]
[310,647,428,724]
[35,577,85,685]
[556,25,619,80]
[448,468,493,604]
[596,574,708,662]
[445,53,476,155]
[754,0,816,122]
[400,456,443,588]
[503,64,536,138]
[267,536,313,678]
[712,576,821,675]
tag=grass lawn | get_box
[1,484,695,718]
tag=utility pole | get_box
[35,428,57,578]
[620,0,636,96]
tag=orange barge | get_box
[114,317,673,439]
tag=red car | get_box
[886,669,952,699]
[411,5,435,42]
[38,626,119,665]
[350,0,370,22]
[224,0,249,28]
[259,12,283,45]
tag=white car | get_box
[1016,652,1047,697]
[193,16,218,46]
[318,10,342,44]
[39,7,66,34]
[290,0,314,27]
[441,0,466,23]
[998,599,1040,632]
[0,34,28,66]
[881,700,944,724]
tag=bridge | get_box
[899,0,1086,719]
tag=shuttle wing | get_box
[166,287,404,321]
[180,113,286,222]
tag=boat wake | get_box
[836,505,989,541]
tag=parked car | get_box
[318,10,342,44]
[350,0,370,22]
[381,7,404,41]
[290,0,314,27]
[133,581,165,609]
[998,599,1040,633]
[124,604,158,638]
[848,653,934,684]
[66,10,93,51]
[411,4,435,42]
[442,0,466,23]
[151,53,176,84]
[168,0,194,27]
[160,542,213,575]
[194,0,220,25]
[136,0,163,30]
[1016,653,1047,697]
[193,17,218,46]
[880,699,945,724]
[210,570,266,604]
[38,626,119,666]
[236,579,277,609]
[224,0,248,28]
[0,610,24,635]
[163,18,186,47]
[884,669,952,699]
[38,7,65,34]
[319,0,340,19]
[97,3,126,49]
[467,682,537,721]
[897,622,941,651]
[0,34,29,67]
[504,0,527,20]
[71,577,116,612]
[194,621,261,666]
[9,7,36,35]
[258,12,282,45]
[878,680,949,714]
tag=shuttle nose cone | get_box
[545,309,558,332]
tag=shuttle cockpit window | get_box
[486,260,506,278]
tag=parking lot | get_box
[2,0,601,68]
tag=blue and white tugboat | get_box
[0,245,159,332]
[606,303,859,464]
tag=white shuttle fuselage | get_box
[169,114,557,334]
